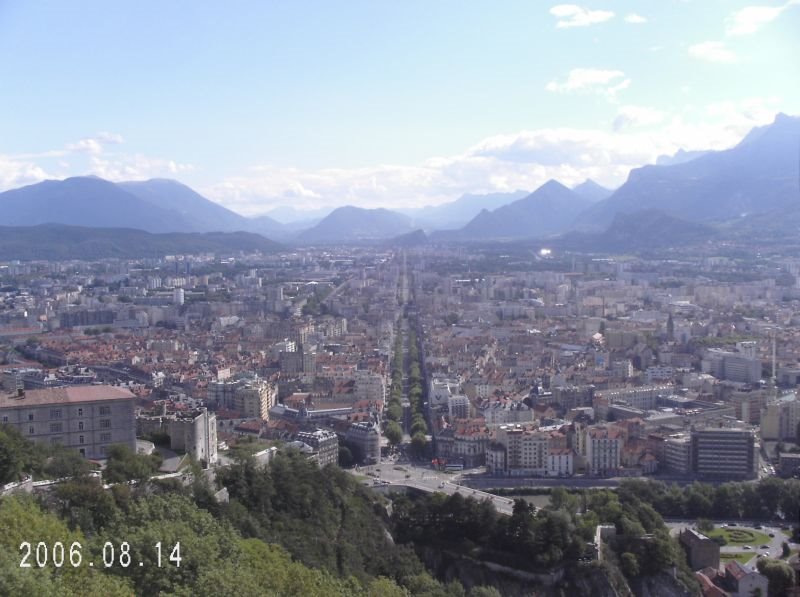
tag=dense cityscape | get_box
[2,2,800,596]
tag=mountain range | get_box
[573,113,800,231]
[0,113,796,249]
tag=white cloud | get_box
[624,13,647,24]
[546,68,630,101]
[94,131,125,145]
[612,105,666,131]
[0,155,52,190]
[688,41,737,63]
[66,138,104,154]
[549,4,614,28]
[726,0,800,36]
[65,132,126,155]
[87,154,194,181]
[204,98,782,215]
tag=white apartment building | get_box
[585,426,623,475]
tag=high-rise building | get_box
[691,426,756,480]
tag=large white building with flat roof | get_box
[0,385,136,459]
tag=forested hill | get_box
[0,224,282,260]
[0,425,483,596]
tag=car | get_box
[754,524,763,529]
[438,482,445,488]
[760,544,770,549]
[769,533,776,538]
[743,545,752,550]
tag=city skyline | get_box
[1,1,798,215]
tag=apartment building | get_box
[585,426,623,476]
[209,376,276,420]
[296,428,339,467]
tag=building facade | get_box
[691,427,756,480]
[296,428,339,467]
[0,385,136,460]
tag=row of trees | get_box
[384,330,406,445]
[383,314,429,457]
[406,322,429,458]
[613,477,800,524]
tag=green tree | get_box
[385,421,403,447]
[410,432,427,458]
[620,552,640,578]
[386,401,403,422]
[0,424,48,483]
[100,493,241,595]
[696,518,714,532]
[756,558,794,597]
[44,449,93,479]
[338,446,354,467]
[0,496,132,596]
[103,444,161,484]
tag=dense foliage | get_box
[612,477,800,523]
[2,430,513,596]
[391,484,698,592]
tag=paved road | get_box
[354,462,516,515]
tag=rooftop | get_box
[0,384,136,408]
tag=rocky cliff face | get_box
[417,546,638,597]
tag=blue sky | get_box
[0,0,798,215]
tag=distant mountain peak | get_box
[458,179,591,240]
[298,205,414,243]
[572,179,613,202]
[539,179,569,191]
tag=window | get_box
[1,416,7,423]
[79,435,85,445]
[78,448,85,457]
[28,426,34,435]
[49,423,62,433]
[77,408,83,417]
[28,413,34,421]
[50,409,62,420]
[99,419,111,429]
[50,437,62,445]
[99,406,111,416]
[100,432,112,442]
[78,421,84,431]
[100,445,107,456]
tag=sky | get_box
[0,0,798,216]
